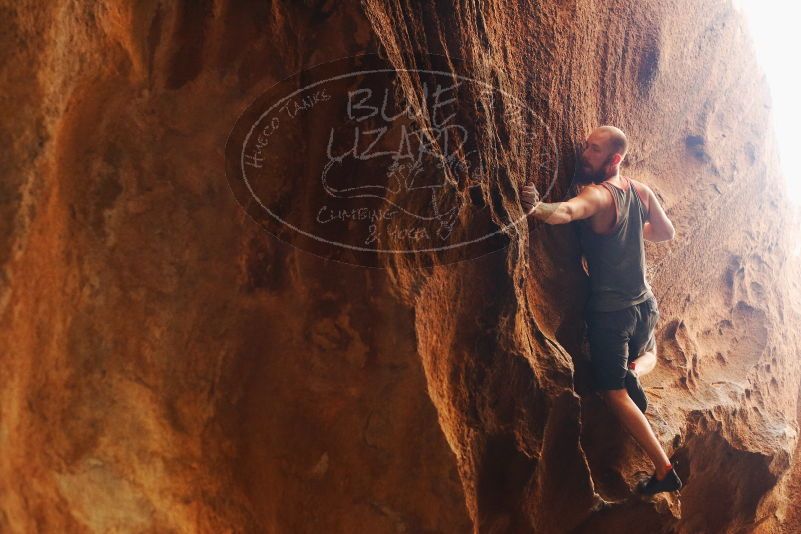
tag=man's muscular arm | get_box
[521,183,605,225]
[635,181,675,241]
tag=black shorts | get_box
[584,295,660,391]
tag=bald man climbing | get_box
[520,126,681,496]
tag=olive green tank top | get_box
[578,176,654,312]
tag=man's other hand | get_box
[521,183,538,215]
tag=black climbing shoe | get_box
[625,369,648,413]
[636,464,683,496]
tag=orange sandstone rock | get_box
[1,1,800,533]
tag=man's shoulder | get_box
[628,178,652,207]
[628,177,652,195]
[578,182,612,199]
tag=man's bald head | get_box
[593,125,628,160]
[577,125,629,184]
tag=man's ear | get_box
[611,153,623,167]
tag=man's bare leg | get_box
[603,389,672,479]
[630,340,657,377]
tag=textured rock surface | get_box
[2,0,801,533]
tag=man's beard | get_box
[576,154,614,184]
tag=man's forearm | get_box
[529,202,572,224]
[643,221,674,242]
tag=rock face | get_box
[2,0,801,533]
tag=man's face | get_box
[577,132,615,184]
